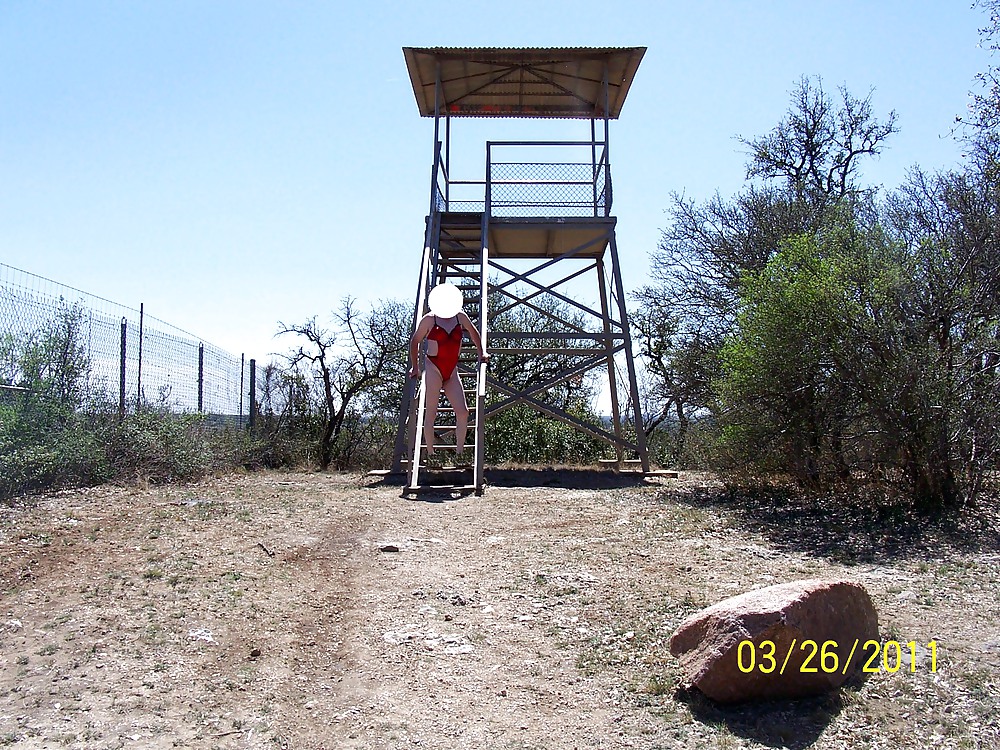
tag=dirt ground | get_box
[1,469,998,749]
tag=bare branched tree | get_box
[276,297,409,469]
[741,76,898,201]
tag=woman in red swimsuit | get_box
[408,295,488,455]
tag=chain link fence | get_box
[431,141,612,217]
[0,263,253,425]
[490,161,609,216]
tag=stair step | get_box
[400,458,473,467]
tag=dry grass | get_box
[0,470,997,749]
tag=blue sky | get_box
[0,1,989,362]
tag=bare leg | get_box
[443,368,470,452]
[423,361,444,454]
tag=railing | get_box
[489,141,611,217]
[430,140,612,218]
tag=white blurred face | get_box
[428,283,463,318]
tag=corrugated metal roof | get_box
[402,47,645,119]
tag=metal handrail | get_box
[487,140,608,147]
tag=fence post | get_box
[240,353,245,427]
[197,343,204,413]
[136,303,144,412]
[248,358,256,431]
[119,317,127,417]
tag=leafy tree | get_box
[630,301,717,463]
[714,162,1000,509]
[874,166,1000,507]
[0,303,104,499]
[485,402,607,464]
[637,77,897,462]
[717,233,856,486]
[10,301,91,408]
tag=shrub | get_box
[101,410,213,483]
[486,403,610,464]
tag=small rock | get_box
[249,647,262,659]
[379,544,400,553]
[384,628,420,645]
[188,628,215,644]
[437,589,467,606]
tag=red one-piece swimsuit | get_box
[427,317,464,381]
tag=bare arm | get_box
[409,315,435,377]
[458,312,489,361]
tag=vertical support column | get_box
[405,211,442,488]
[597,259,624,463]
[248,358,257,431]
[591,119,599,217]
[602,63,612,217]
[445,115,452,209]
[391,217,437,474]
[473,146,492,495]
[391,63,446,476]
[608,235,650,472]
[119,317,127,417]
[197,343,205,413]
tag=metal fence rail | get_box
[0,263,251,423]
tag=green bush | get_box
[102,410,213,483]
[0,400,109,500]
[486,403,610,464]
[646,417,718,470]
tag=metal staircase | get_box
[395,211,490,494]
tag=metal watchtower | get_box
[392,46,650,494]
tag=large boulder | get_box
[669,579,878,703]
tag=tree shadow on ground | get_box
[370,467,663,494]
[674,679,862,750]
[668,482,1000,563]
[485,466,662,490]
